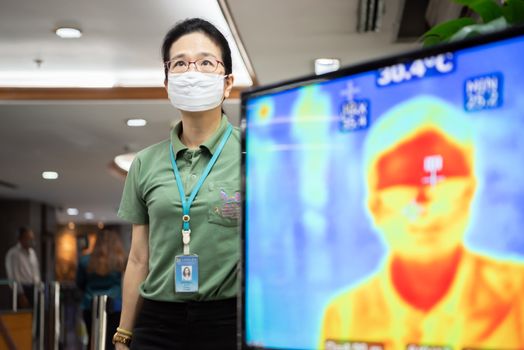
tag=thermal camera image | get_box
[243,32,524,350]
[319,96,524,349]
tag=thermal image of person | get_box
[320,96,524,349]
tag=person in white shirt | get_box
[5,227,41,309]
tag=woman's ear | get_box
[223,74,235,98]
[368,195,384,226]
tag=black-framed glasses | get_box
[165,57,224,74]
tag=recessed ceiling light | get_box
[67,208,79,216]
[114,152,136,172]
[84,212,94,220]
[126,118,147,127]
[314,58,340,75]
[55,27,82,39]
[42,171,59,180]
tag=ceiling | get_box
[0,0,424,224]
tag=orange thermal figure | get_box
[320,96,524,350]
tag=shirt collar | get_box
[170,115,230,157]
[16,242,30,254]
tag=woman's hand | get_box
[18,294,30,309]
[114,342,130,350]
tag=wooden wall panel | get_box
[0,87,242,100]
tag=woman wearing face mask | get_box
[113,18,240,349]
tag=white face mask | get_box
[167,71,226,112]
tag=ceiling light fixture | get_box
[67,208,79,216]
[126,118,147,127]
[84,212,94,220]
[314,58,341,75]
[42,171,59,180]
[217,0,257,86]
[114,152,136,173]
[55,27,82,39]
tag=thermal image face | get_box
[368,128,476,259]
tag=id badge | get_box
[174,254,198,293]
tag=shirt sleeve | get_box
[117,156,149,224]
[5,248,23,292]
[5,249,14,281]
[30,249,41,283]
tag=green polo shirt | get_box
[118,115,241,302]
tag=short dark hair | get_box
[18,227,31,239]
[161,18,232,80]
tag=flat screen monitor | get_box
[241,26,524,350]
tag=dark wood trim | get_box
[0,87,243,100]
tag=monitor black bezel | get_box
[239,25,524,350]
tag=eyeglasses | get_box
[373,177,473,210]
[164,57,224,74]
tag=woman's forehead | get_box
[169,32,222,59]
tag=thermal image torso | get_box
[320,249,524,349]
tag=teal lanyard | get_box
[169,124,233,254]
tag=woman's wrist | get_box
[112,327,132,346]
[116,327,133,337]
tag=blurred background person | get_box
[5,227,40,309]
[76,229,127,350]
